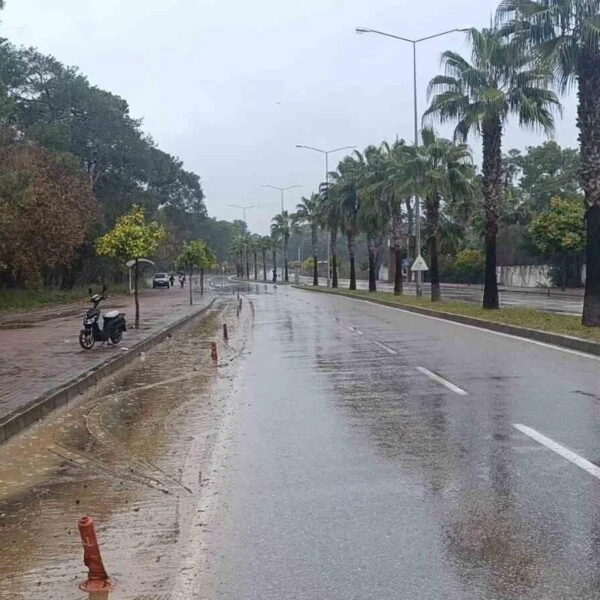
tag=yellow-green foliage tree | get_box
[177,240,216,305]
[97,206,165,328]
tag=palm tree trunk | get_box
[245,250,250,282]
[347,233,356,291]
[262,249,267,282]
[331,228,338,288]
[579,56,600,325]
[311,225,318,286]
[272,248,277,283]
[254,251,258,280]
[189,267,193,305]
[405,198,414,283]
[200,268,204,295]
[284,234,289,282]
[481,118,502,310]
[367,234,377,292]
[428,199,441,302]
[392,212,403,295]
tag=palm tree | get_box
[259,236,272,282]
[296,194,321,286]
[270,232,279,283]
[497,0,600,324]
[358,146,390,292]
[229,236,244,278]
[271,211,297,282]
[251,234,261,280]
[332,151,367,290]
[404,128,475,301]
[424,27,560,309]
[379,140,411,295]
[319,181,340,287]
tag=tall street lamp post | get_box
[355,26,466,297]
[262,184,301,282]
[295,145,356,288]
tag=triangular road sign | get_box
[411,255,429,271]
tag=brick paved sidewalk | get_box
[0,286,212,424]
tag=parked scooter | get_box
[79,285,127,350]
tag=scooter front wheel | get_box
[79,330,95,350]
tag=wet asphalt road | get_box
[209,283,600,599]
[2,279,600,599]
[297,276,583,315]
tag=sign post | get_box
[410,255,429,296]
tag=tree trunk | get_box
[367,234,377,292]
[331,228,338,288]
[254,251,258,280]
[578,55,600,325]
[427,198,441,302]
[311,225,318,286]
[405,198,414,283]
[189,267,193,305]
[429,235,440,302]
[262,249,267,282]
[481,118,502,309]
[245,251,250,282]
[272,249,277,283]
[134,258,140,329]
[392,211,403,295]
[374,234,384,282]
[284,234,289,282]
[347,233,356,291]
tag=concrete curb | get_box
[0,298,217,445]
[292,286,600,357]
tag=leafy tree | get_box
[177,240,214,305]
[97,206,165,328]
[498,0,600,324]
[0,141,97,288]
[296,194,321,286]
[528,196,585,288]
[425,27,560,309]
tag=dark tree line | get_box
[0,36,239,288]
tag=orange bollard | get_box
[223,323,228,341]
[211,341,218,362]
[78,516,115,593]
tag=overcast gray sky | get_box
[2,0,579,235]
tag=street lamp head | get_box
[355,27,371,34]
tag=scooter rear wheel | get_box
[110,330,123,345]
[79,330,95,350]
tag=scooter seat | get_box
[104,310,119,319]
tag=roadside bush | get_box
[453,249,485,284]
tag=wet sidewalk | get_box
[0,286,212,427]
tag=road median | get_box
[293,285,600,357]
[0,298,216,445]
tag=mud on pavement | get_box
[0,292,253,600]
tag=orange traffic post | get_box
[223,323,229,341]
[78,516,115,593]
[211,341,218,362]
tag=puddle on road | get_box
[0,295,251,600]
